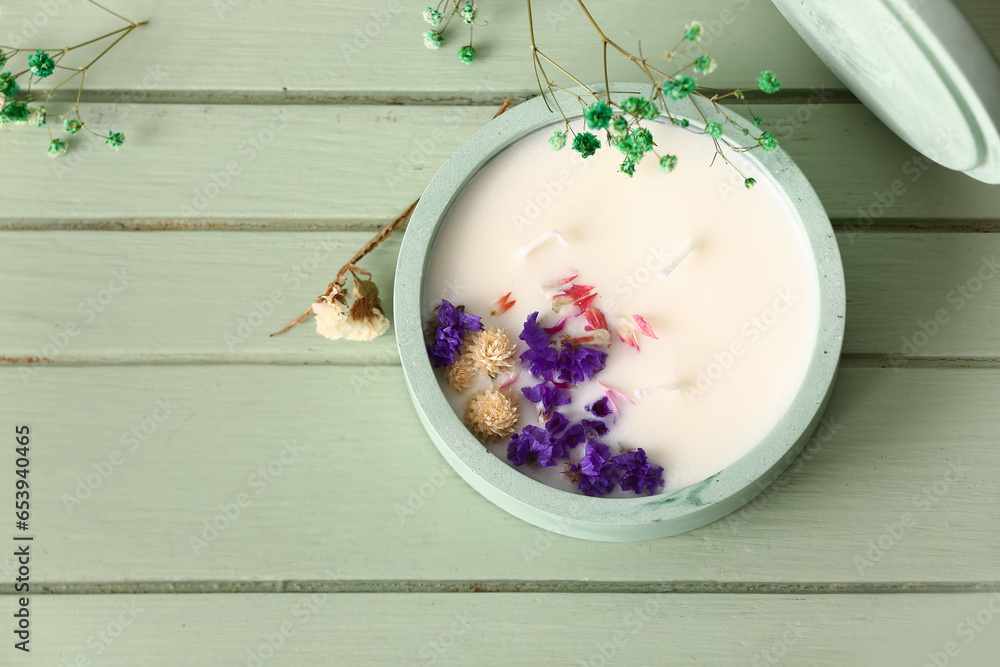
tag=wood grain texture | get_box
[2,0,843,99]
[0,364,997,585]
[2,102,1000,227]
[3,231,1000,364]
[7,593,1000,667]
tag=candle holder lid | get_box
[770,0,1000,184]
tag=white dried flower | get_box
[312,290,351,340]
[446,349,478,392]
[465,387,519,440]
[468,326,516,378]
[344,278,390,341]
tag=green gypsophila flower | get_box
[758,130,778,152]
[584,101,613,130]
[693,54,716,74]
[638,99,659,121]
[424,30,444,49]
[460,1,476,24]
[745,177,757,189]
[64,118,83,134]
[662,75,697,101]
[684,21,703,41]
[106,131,125,150]
[0,52,7,69]
[704,121,723,138]
[757,70,782,94]
[28,50,55,78]
[620,96,647,117]
[609,115,628,136]
[659,154,678,172]
[423,7,443,25]
[1,101,30,122]
[457,45,476,64]
[619,154,638,177]
[48,139,68,158]
[27,105,46,127]
[549,130,567,151]
[572,131,600,158]
[0,72,19,97]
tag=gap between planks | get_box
[2,580,998,596]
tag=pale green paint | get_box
[2,104,1000,226]
[8,593,1000,667]
[2,0,1000,662]
[0,365,997,584]
[3,231,1000,362]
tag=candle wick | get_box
[634,382,682,399]
[656,241,697,279]
[515,230,570,260]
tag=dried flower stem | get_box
[271,95,515,338]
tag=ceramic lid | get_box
[770,0,1000,184]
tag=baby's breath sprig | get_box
[0,0,147,158]
[422,0,486,65]
[527,0,781,181]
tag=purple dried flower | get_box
[556,423,586,451]
[581,419,609,437]
[613,448,665,495]
[571,440,618,496]
[428,299,483,367]
[507,425,565,467]
[544,411,569,435]
[557,345,607,384]
[586,397,613,418]
[522,382,570,416]
[519,311,551,350]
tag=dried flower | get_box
[64,118,83,134]
[312,289,351,341]
[609,115,628,136]
[757,70,782,94]
[27,106,46,127]
[460,1,476,24]
[466,387,519,440]
[446,350,478,392]
[457,45,476,64]
[745,177,757,189]
[659,154,678,172]
[468,326,516,377]
[613,448,665,494]
[758,129,778,152]
[684,21,703,41]
[617,314,658,350]
[0,72,17,97]
[557,346,607,384]
[1,102,30,123]
[423,7,443,24]
[571,440,618,496]
[28,50,55,78]
[572,131,600,158]
[704,121,723,138]
[549,130,567,151]
[106,131,125,150]
[428,299,483,367]
[490,291,516,316]
[424,30,444,49]
[521,382,570,417]
[693,54,716,74]
[345,278,390,341]
[508,424,564,467]
[47,139,67,158]
[584,101,613,130]
[663,75,697,101]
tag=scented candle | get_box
[423,118,819,495]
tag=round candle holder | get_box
[395,83,845,541]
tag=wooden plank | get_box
[0,365,997,585]
[0,0,845,98]
[2,231,1000,363]
[2,102,1000,227]
[8,592,1000,666]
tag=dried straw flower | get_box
[468,326,516,378]
[345,278,390,341]
[446,346,478,392]
[465,387,519,440]
[312,289,351,341]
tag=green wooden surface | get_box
[2,0,1000,664]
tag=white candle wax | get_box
[424,119,819,496]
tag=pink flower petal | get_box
[633,315,658,339]
[583,307,608,332]
[543,317,568,334]
[490,291,517,316]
